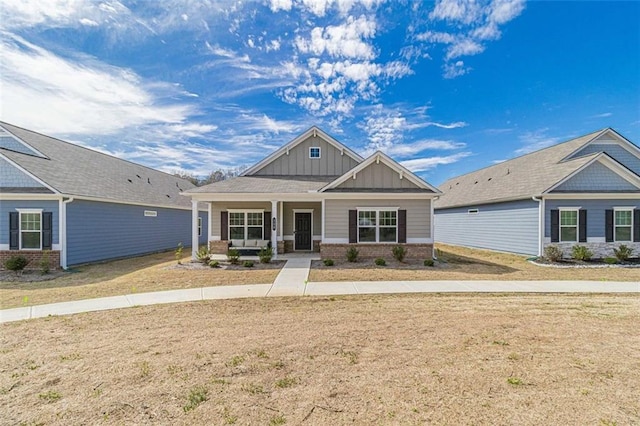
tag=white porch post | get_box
[271,200,278,260]
[191,200,199,261]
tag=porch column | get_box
[271,200,278,260]
[191,200,199,261]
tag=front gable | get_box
[0,125,47,158]
[564,129,640,175]
[322,151,441,193]
[547,154,640,193]
[0,155,52,193]
[243,127,362,177]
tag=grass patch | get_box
[275,376,297,388]
[39,390,62,403]
[183,386,208,412]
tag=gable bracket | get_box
[399,170,404,180]
[286,147,289,156]
[313,129,317,137]
[352,171,357,180]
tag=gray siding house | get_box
[184,126,441,260]
[434,128,640,257]
[0,122,207,269]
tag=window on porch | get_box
[229,212,263,240]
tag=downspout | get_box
[532,196,543,257]
[61,197,74,269]
[431,196,439,260]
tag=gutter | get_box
[60,197,74,269]
[531,195,544,257]
[431,196,439,260]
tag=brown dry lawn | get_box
[0,252,281,309]
[309,243,640,282]
[1,294,638,425]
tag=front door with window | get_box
[294,212,312,250]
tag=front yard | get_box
[1,294,638,425]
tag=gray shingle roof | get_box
[435,130,612,209]
[186,175,337,193]
[0,122,196,208]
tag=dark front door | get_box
[294,212,312,250]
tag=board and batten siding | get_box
[0,157,46,189]
[66,200,207,266]
[0,200,59,245]
[210,201,272,238]
[434,199,539,255]
[568,143,640,175]
[324,199,431,240]
[253,135,359,176]
[552,162,638,192]
[283,202,322,236]
[544,199,640,239]
[334,161,420,190]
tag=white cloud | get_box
[384,139,467,157]
[0,33,201,136]
[295,15,377,60]
[417,0,525,78]
[515,128,562,154]
[401,152,472,172]
[269,0,293,12]
[591,112,613,118]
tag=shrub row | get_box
[544,243,634,263]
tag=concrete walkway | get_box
[1,257,638,323]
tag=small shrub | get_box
[209,260,220,268]
[323,258,334,266]
[175,242,184,264]
[269,414,286,425]
[544,245,563,262]
[423,259,434,267]
[613,244,633,262]
[4,255,29,275]
[183,386,208,412]
[392,245,407,262]
[196,247,210,264]
[346,246,359,262]
[39,250,51,274]
[571,244,593,261]
[243,260,254,268]
[258,246,273,263]
[275,376,297,388]
[603,257,618,265]
[39,390,62,403]
[507,377,523,386]
[227,248,240,264]
[374,258,386,266]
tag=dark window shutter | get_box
[9,212,19,250]
[578,209,587,243]
[634,209,640,242]
[550,209,559,243]
[221,211,228,240]
[263,211,271,241]
[42,212,53,250]
[348,210,357,243]
[398,209,407,243]
[605,210,614,242]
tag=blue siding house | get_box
[435,128,640,258]
[1,122,207,269]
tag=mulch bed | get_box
[167,260,286,271]
[531,258,640,268]
[0,270,67,283]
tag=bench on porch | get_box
[229,239,271,256]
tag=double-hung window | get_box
[614,208,633,242]
[229,211,263,240]
[20,211,42,250]
[559,209,578,242]
[358,209,397,243]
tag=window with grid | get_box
[309,147,321,158]
[20,212,41,249]
[358,210,397,243]
[559,210,578,242]
[614,209,632,242]
[229,212,263,240]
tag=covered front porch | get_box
[191,198,322,259]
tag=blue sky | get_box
[1,0,638,185]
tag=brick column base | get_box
[208,240,230,254]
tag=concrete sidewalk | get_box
[1,256,638,323]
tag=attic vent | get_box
[127,179,132,183]
[136,174,141,179]
[506,168,510,175]
[147,178,151,184]
[166,194,171,198]
[455,182,459,185]
[474,181,478,184]
[488,177,492,181]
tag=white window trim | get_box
[228,211,264,240]
[613,207,634,242]
[309,146,321,159]
[356,207,399,244]
[16,208,43,250]
[559,208,579,243]
[198,217,202,237]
